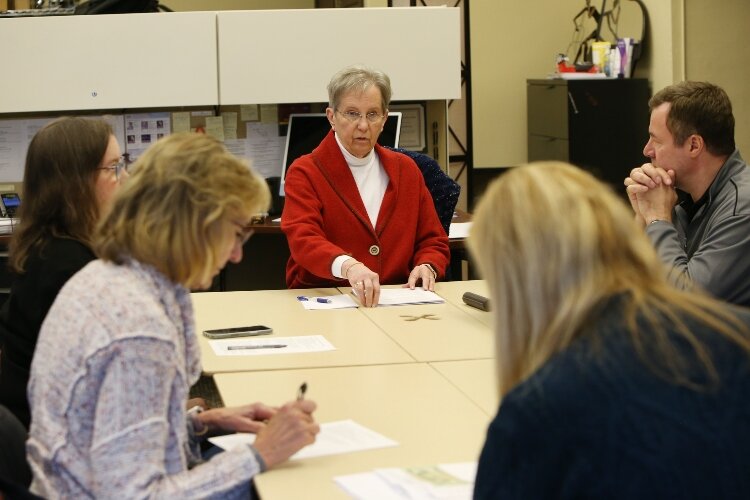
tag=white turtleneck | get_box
[331,132,390,278]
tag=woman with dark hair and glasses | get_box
[0,117,127,429]
[281,65,449,306]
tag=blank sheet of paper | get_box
[209,419,398,460]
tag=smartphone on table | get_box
[202,325,273,339]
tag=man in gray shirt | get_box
[624,81,750,307]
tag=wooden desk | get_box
[214,363,490,500]
[192,288,414,374]
[431,359,499,417]
[345,285,493,362]
[435,280,492,327]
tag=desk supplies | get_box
[209,335,336,356]
[227,344,286,351]
[298,294,358,310]
[462,292,490,311]
[297,296,332,304]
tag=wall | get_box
[469,0,683,169]
[684,0,750,157]
[469,0,577,168]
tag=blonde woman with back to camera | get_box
[469,161,750,499]
[26,133,319,499]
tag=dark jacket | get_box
[0,238,95,428]
[474,302,750,499]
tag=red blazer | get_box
[281,131,450,289]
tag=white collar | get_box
[334,132,375,167]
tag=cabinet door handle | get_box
[568,91,579,115]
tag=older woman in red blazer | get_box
[281,65,449,306]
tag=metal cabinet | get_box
[527,78,651,191]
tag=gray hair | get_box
[327,65,392,112]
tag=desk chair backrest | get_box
[0,404,33,495]
[386,147,460,236]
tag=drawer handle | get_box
[568,91,579,114]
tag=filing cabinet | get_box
[527,78,651,192]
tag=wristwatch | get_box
[188,405,208,437]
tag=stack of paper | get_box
[356,288,445,306]
[448,222,471,239]
[334,462,477,500]
[0,218,19,235]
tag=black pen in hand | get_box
[297,382,307,401]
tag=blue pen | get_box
[297,296,332,304]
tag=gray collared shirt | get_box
[646,149,750,306]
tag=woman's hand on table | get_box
[343,259,381,307]
[404,263,437,291]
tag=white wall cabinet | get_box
[0,12,218,112]
[1,7,459,112]
[217,7,461,105]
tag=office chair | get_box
[385,147,461,237]
[0,404,35,497]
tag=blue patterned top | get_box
[27,259,261,499]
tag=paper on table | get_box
[299,294,359,310]
[0,219,19,235]
[352,288,445,307]
[209,419,398,460]
[208,335,335,356]
[448,222,472,239]
[334,462,477,500]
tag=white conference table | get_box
[193,288,414,374]
[214,363,491,500]
[430,358,499,417]
[434,280,492,328]
[343,284,493,362]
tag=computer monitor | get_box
[279,111,402,196]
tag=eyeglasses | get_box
[237,228,254,245]
[232,223,254,246]
[336,109,386,124]
[98,158,130,181]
